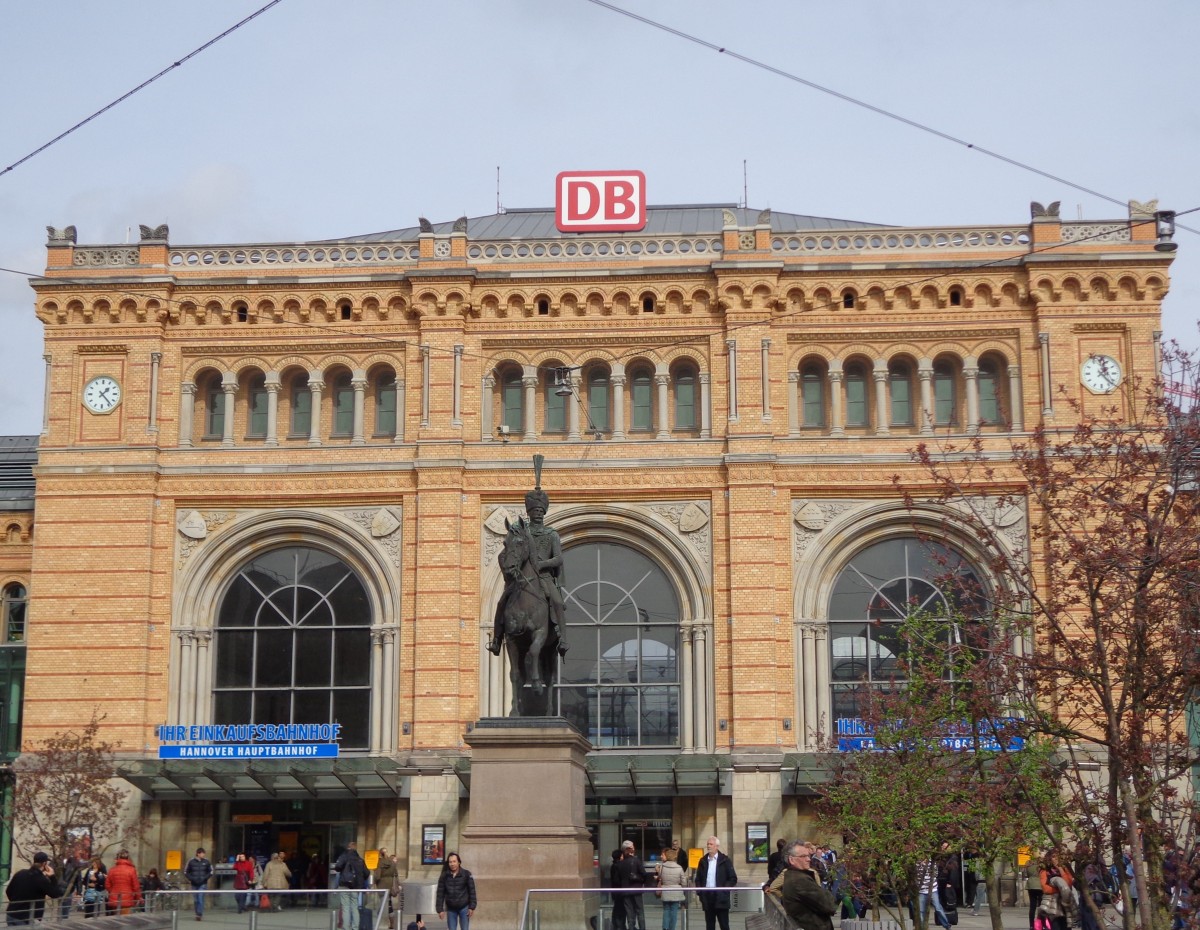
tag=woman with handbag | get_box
[77,857,107,918]
[657,848,687,930]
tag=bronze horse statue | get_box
[497,516,561,716]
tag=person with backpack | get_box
[333,841,368,930]
[183,848,213,921]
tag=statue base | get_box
[460,717,598,930]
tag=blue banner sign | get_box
[156,723,341,760]
[835,717,1024,753]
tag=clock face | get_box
[82,376,122,413]
[1080,355,1122,394]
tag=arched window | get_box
[3,583,26,643]
[375,373,397,436]
[587,370,610,433]
[978,360,1000,425]
[246,375,267,439]
[203,377,226,440]
[673,366,697,431]
[556,542,681,747]
[501,370,524,433]
[844,363,869,428]
[331,373,354,437]
[889,361,914,427]
[544,369,566,434]
[630,369,653,432]
[934,361,957,426]
[802,364,825,428]
[828,538,986,722]
[289,378,311,437]
[213,547,372,749]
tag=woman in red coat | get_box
[106,851,143,914]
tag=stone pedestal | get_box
[460,717,598,930]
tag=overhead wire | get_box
[0,0,285,179]
[581,0,1199,237]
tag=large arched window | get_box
[331,372,354,437]
[673,364,697,431]
[246,374,268,439]
[978,359,1001,426]
[587,369,610,434]
[801,363,825,428]
[213,547,372,750]
[375,372,397,437]
[555,542,681,747]
[828,538,986,721]
[3,583,26,643]
[844,363,869,428]
[889,360,914,427]
[630,368,653,432]
[501,370,524,433]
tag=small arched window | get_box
[331,373,354,437]
[501,370,524,433]
[844,363,869,428]
[889,361,914,427]
[3,583,27,643]
[234,302,249,323]
[842,290,856,310]
[339,302,352,321]
[375,373,397,436]
[934,362,957,427]
[802,364,825,428]
[587,370,610,433]
[630,369,653,431]
[673,366,697,431]
[642,296,656,313]
[289,378,312,437]
[246,375,268,439]
[537,299,550,316]
[203,377,226,440]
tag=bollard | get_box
[171,908,180,930]
[330,906,340,930]
[249,908,258,930]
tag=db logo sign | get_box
[555,170,647,233]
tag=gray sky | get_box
[2,1,1197,436]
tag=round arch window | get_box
[213,546,373,749]
[555,542,681,747]
[828,538,987,722]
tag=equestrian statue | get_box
[488,454,569,717]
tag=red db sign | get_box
[555,170,647,232]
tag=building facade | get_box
[15,199,1171,878]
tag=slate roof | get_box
[0,436,37,511]
[332,204,887,243]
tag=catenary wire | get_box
[0,207,1193,396]
[581,0,1199,237]
[0,1,285,179]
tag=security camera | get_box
[497,424,510,435]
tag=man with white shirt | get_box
[694,836,737,930]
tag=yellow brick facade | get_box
[15,203,1171,880]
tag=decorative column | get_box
[655,370,670,440]
[193,629,213,724]
[481,373,495,441]
[787,370,800,437]
[726,339,738,421]
[522,366,537,441]
[173,629,196,722]
[964,364,980,435]
[452,345,464,427]
[567,372,582,441]
[1007,366,1024,432]
[610,365,627,440]
[420,346,431,428]
[828,369,844,436]
[699,372,712,439]
[351,371,367,445]
[760,338,772,422]
[680,625,695,752]
[692,623,710,752]
[41,354,52,437]
[264,374,280,446]
[308,372,324,446]
[370,629,385,751]
[872,362,890,436]
[800,622,820,750]
[178,382,195,447]
[395,377,406,443]
[919,363,934,435]
[221,375,237,448]
[1038,333,1053,418]
[148,352,162,434]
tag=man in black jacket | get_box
[695,836,738,930]
[5,852,63,926]
[184,848,213,921]
[618,841,647,930]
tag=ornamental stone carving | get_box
[647,501,712,564]
[369,507,402,538]
[792,500,860,559]
[177,510,208,540]
[345,508,403,568]
[175,510,236,568]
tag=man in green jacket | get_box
[780,842,838,930]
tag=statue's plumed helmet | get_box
[525,488,549,511]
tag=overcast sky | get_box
[2,1,1197,436]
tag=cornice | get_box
[787,328,1021,342]
[77,344,130,354]
[1071,322,1129,332]
[180,341,409,356]
[482,335,710,350]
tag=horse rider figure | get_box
[489,484,570,657]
